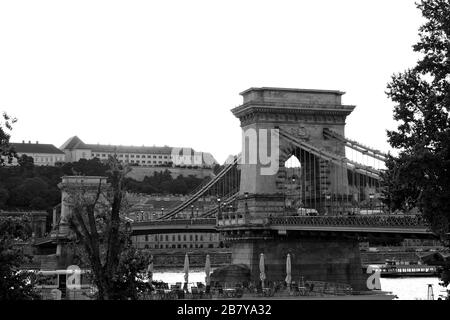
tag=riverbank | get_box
[146,249,431,268]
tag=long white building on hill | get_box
[60,136,217,168]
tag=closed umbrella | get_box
[183,253,189,291]
[259,253,266,289]
[285,254,292,288]
[205,254,211,286]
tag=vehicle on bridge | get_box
[296,208,318,216]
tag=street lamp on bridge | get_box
[217,197,222,221]
[244,192,249,217]
[325,194,331,216]
[369,193,374,213]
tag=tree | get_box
[61,158,109,176]
[66,157,151,299]
[8,177,52,210]
[0,186,9,208]
[0,216,41,300]
[17,154,34,170]
[0,112,17,166]
[384,0,450,284]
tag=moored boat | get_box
[366,259,438,277]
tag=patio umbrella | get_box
[147,255,154,283]
[183,253,189,290]
[285,254,292,287]
[259,253,266,288]
[205,254,211,286]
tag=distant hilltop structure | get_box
[4,137,218,170]
[8,141,65,166]
[60,136,218,168]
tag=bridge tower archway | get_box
[232,87,355,219]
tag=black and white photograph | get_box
[0,0,449,313]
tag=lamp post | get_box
[369,193,374,214]
[125,221,132,245]
[325,194,331,216]
[291,177,296,216]
[244,192,249,216]
[223,202,228,220]
[191,205,194,220]
[217,197,222,222]
[161,207,164,218]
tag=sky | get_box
[0,0,424,164]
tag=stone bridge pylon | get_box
[219,87,368,291]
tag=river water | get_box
[152,269,449,300]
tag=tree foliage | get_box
[0,112,17,166]
[384,0,450,285]
[384,0,450,235]
[123,169,207,195]
[0,158,207,212]
[66,157,151,300]
[0,216,41,300]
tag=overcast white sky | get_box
[0,0,423,164]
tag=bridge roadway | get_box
[131,215,434,238]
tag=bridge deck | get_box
[131,215,433,237]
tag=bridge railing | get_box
[133,218,216,226]
[268,215,429,229]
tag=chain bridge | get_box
[131,87,435,290]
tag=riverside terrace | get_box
[131,214,435,240]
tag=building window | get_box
[136,155,140,158]
[131,155,135,158]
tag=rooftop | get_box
[10,142,65,155]
[86,144,173,154]
[239,87,346,96]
